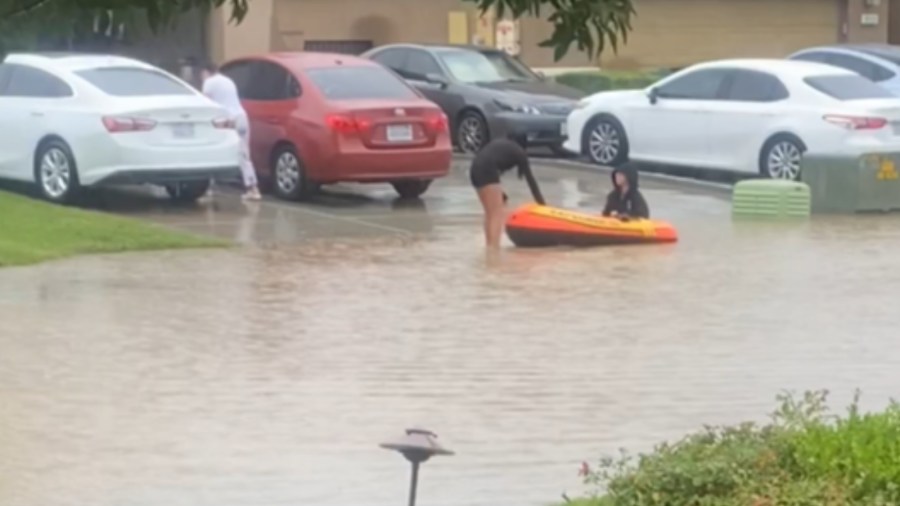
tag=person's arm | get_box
[515,151,546,205]
[631,191,650,218]
[601,192,616,217]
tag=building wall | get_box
[208,0,894,70]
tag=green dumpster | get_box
[732,179,811,218]
[801,152,900,213]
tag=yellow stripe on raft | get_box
[527,205,658,237]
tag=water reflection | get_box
[1,182,900,506]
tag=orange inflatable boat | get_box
[505,203,678,248]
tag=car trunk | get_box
[327,100,447,150]
[102,96,232,147]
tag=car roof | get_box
[693,58,854,77]
[3,52,154,72]
[245,52,380,70]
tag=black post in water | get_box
[380,428,454,506]
[407,460,420,506]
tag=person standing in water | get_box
[201,62,261,201]
[602,166,649,219]
[469,137,546,248]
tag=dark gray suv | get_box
[362,43,583,154]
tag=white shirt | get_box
[202,73,245,119]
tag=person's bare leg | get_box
[477,184,505,248]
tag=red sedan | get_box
[220,52,452,200]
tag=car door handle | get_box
[30,111,44,117]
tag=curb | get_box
[451,154,734,195]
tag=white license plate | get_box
[387,124,413,142]
[559,121,567,136]
[172,123,195,139]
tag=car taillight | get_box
[823,114,888,130]
[425,111,449,133]
[325,114,371,134]
[102,116,157,133]
[212,117,236,129]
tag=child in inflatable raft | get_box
[602,166,650,220]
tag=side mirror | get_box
[536,70,547,81]
[647,87,659,105]
[425,73,449,88]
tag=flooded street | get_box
[2,160,900,506]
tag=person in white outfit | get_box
[201,62,261,201]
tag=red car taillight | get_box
[823,114,888,130]
[425,111,449,133]
[326,114,371,134]
[212,117,236,129]
[102,116,157,133]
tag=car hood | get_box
[583,89,647,104]
[472,80,585,102]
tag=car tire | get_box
[759,135,804,181]
[583,115,629,167]
[392,179,433,200]
[271,143,313,201]
[34,139,81,205]
[165,180,210,203]
[456,111,490,154]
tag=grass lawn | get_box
[0,191,225,267]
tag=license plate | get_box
[172,123,195,139]
[386,124,413,142]
[559,121,567,136]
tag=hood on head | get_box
[611,166,639,193]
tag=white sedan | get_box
[0,53,241,204]
[564,59,900,180]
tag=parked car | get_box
[0,53,241,204]
[362,44,583,154]
[564,59,900,180]
[788,44,900,96]
[220,52,451,200]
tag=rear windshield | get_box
[306,66,417,100]
[804,74,894,100]
[75,67,194,96]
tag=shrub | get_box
[555,69,671,95]
[566,391,900,506]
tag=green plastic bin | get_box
[732,179,811,218]
[801,153,900,213]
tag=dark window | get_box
[656,69,728,100]
[221,60,301,101]
[370,48,408,72]
[823,53,894,82]
[0,64,11,92]
[303,39,373,55]
[75,67,192,96]
[859,48,900,68]
[306,66,417,100]
[3,64,73,98]
[404,50,443,79]
[804,74,894,100]
[791,51,831,64]
[723,70,789,102]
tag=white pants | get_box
[235,114,257,188]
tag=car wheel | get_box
[165,180,210,203]
[392,179,433,200]
[271,144,313,201]
[457,111,489,154]
[583,115,629,167]
[34,139,81,204]
[760,135,804,181]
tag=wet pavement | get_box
[2,158,900,506]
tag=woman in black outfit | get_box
[469,138,546,248]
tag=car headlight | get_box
[494,99,541,115]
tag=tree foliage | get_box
[0,0,634,62]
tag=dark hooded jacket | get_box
[602,167,649,218]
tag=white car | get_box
[564,59,900,180]
[0,53,241,204]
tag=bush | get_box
[555,69,672,95]
[566,391,900,506]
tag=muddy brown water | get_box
[1,166,899,506]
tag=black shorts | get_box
[469,162,501,189]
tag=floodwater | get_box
[2,163,900,506]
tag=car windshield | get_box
[437,49,537,84]
[804,74,894,100]
[75,67,194,96]
[306,66,418,100]
[859,48,900,67]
